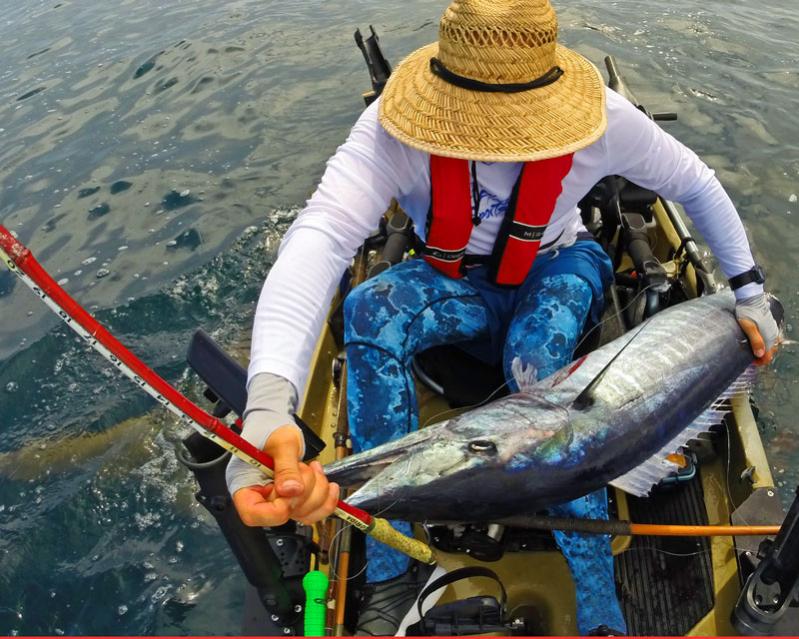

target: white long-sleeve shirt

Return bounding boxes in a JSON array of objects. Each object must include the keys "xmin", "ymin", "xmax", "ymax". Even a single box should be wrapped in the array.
[{"xmin": 248, "ymin": 87, "xmax": 761, "ymax": 400}]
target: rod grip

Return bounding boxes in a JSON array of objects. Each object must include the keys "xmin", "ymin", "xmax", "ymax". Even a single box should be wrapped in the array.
[{"xmin": 369, "ymin": 517, "xmax": 436, "ymax": 565}]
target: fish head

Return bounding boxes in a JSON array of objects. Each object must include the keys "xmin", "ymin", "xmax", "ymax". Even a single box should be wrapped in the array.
[{"xmin": 326, "ymin": 391, "xmax": 573, "ymax": 520}]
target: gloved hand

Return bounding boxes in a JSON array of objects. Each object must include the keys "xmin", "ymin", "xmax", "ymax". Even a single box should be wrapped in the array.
[{"xmin": 735, "ymin": 293, "xmax": 779, "ymax": 366}]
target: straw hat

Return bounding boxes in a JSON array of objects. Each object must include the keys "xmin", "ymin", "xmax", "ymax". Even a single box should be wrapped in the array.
[{"xmin": 379, "ymin": 0, "xmax": 607, "ymax": 162}]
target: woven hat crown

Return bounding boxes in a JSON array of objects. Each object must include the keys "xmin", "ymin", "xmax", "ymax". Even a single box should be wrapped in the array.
[
  {"xmin": 437, "ymin": 0, "xmax": 559, "ymax": 84},
  {"xmin": 378, "ymin": 0, "xmax": 606, "ymax": 162}
]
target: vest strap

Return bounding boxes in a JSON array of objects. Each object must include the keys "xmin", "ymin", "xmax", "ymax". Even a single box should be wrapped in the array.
[
  {"xmin": 490, "ymin": 154, "xmax": 574, "ymax": 285},
  {"xmin": 424, "ymin": 154, "xmax": 574, "ymax": 285},
  {"xmin": 423, "ymin": 156, "xmax": 474, "ymax": 278}
]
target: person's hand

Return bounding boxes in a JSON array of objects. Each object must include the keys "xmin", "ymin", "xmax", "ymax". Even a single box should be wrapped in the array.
[
  {"xmin": 735, "ymin": 293, "xmax": 779, "ymax": 366},
  {"xmin": 230, "ymin": 424, "xmax": 340, "ymax": 527}
]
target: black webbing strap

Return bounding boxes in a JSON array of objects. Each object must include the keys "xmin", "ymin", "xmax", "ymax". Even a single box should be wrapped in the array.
[{"xmin": 415, "ymin": 566, "xmax": 507, "ymax": 620}]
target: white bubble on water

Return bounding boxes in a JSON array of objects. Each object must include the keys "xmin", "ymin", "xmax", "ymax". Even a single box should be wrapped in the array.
[
  {"xmin": 5, "ymin": 382, "xmax": 18, "ymax": 393},
  {"xmin": 117, "ymin": 605, "xmax": 128, "ymax": 616},
  {"xmin": 789, "ymin": 194, "xmax": 797, "ymax": 203},
  {"xmin": 151, "ymin": 585, "xmax": 170, "ymax": 603}
]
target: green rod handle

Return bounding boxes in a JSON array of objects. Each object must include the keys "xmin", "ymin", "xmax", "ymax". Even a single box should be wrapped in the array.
[{"xmin": 302, "ymin": 570, "xmax": 329, "ymax": 637}]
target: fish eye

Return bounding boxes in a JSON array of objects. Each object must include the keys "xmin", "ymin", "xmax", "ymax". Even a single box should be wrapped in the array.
[{"xmin": 468, "ymin": 440, "xmax": 497, "ymax": 454}]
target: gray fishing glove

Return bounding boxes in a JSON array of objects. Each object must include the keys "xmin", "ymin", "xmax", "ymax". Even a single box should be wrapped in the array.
[
  {"xmin": 225, "ymin": 372, "xmax": 305, "ymax": 496},
  {"xmin": 735, "ymin": 292, "xmax": 780, "ymax": 357}
]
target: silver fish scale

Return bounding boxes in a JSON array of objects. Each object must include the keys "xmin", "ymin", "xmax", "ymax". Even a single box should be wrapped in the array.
[{"xmin": 328, "ymin": 292, "xmax": 757, "ymax": 521}]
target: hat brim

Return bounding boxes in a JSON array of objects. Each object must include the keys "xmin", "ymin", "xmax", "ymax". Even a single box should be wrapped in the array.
[{"xmin": 379, "ymin": 43, "xmax": 607, "ymax": 162}]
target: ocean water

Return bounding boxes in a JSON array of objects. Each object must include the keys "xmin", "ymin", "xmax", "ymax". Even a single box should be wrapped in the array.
[{"xmin": 0, "ymin": 0, "xmax": 797, "ymax": 634}]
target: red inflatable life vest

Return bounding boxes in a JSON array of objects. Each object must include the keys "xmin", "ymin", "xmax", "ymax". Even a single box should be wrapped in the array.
[{"xmin": 422, "ymin": 154, "xmax": 574, "ymax": 286}]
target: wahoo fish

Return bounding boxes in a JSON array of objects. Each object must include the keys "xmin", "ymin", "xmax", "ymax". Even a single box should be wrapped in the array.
[{"xmin": 325, "ymin": 292, "xmax": 780, "ymax": 522}]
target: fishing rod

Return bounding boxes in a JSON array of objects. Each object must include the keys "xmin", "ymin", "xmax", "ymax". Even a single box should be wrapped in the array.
[
  {"xmin": 329, "ymin": 243, "xmax": 372, "ymax": 636},
  {"xmin": 0, "ymin": 225, "xmax": 434, "ymax": 566}
]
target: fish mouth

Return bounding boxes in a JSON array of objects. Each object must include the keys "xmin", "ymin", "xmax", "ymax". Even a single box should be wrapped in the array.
[
  {"xmin": 343, "ymin": 445, "xmax": 472, "ymax": 516},
  {"xmin": 324, "ymin": 426, "xmax": 437, "ymax": 487}
]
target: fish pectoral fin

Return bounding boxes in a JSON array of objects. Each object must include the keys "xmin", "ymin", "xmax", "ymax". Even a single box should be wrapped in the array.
[
  {"xmin": 510, "ymin": 356, "xmax": 539, "ymax": 391},
  {"xmin": 610, "ymin": 365, "xmax": 757, "ymax": 497}
]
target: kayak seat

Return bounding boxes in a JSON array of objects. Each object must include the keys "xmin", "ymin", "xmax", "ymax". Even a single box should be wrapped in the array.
[
  {"xmin": 412, "ymin": 322, "xmax": 602, "ymax": 409},
  {"xmin": 185, "ymin": 329, "xmax": 326, "ymax": 460},
  {"xmin": 412, "ymin": 344, "xmax": 509, "ymax": 409},
  {"xmin": 579, "ymin": 177, "xmax": 658, "ymax": 226}
]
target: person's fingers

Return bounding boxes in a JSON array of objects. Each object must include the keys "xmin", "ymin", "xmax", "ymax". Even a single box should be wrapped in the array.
[
  {"xmin": 738, "ymin": 318, "xmax": 766, "ymax": 359},
  {"xmin": 232, "ymin": 485, "xmax": 291, "ymax": 527},
  {"xmin": 290, "ymin": 465, "xmax": 327, "ymax": 520},
  {"xmin": 297, "ymin": 483, "xmax": 341, "ymax": 526},
  {"xmin": 754, "ymin": 345, "xmax": 777, "ymax": 367},
  {"xmin": 267, "ymin": 425, "xmax": 305, "ymax": 498}
]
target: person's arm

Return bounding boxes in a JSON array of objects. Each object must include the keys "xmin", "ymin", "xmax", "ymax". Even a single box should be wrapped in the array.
[
  {"xmin": 227, "ymin": 101, "xmax": 422, "ymax": 525},
  {"xmin": 603, "ymin": 90, "xmax": 778, "ymax": 363}
]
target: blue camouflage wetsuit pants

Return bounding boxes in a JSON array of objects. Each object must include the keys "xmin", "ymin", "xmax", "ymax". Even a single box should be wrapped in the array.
[{"xmin": 343, "ymin": 239, "xmax": 626, "ymax": 635}]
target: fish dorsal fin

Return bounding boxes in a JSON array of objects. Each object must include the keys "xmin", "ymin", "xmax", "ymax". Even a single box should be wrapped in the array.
[
  {"xmin": 571, "ymin": 325, "xmax": 646, "ymax": 410},
  {"xmin": 610, "ymin": 364, "xmax": 758, "ymax": 497}
]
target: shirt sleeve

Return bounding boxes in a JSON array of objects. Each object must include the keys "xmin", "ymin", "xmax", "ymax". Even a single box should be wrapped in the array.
[
  {"xmin": 248, "ymin": 100, "xmax": 420, "ymax": 400},
  {"xmin": 602, "ymin": 90, "xmax": 763, "ymax": 300}
]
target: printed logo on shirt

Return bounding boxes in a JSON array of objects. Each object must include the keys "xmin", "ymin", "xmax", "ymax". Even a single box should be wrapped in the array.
[{"xmin": 478, "ymin": 188, "xmax": 510, "ymax": 221}]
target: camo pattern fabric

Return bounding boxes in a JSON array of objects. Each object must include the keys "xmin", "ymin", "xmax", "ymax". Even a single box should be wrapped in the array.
[
  {"xmin": 550, "ymin": 490, "xmax": 627, "ymax": 634},
  {"xmin": 344, "ymin": 241, "xmax": 624, "ymax": 634}
]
